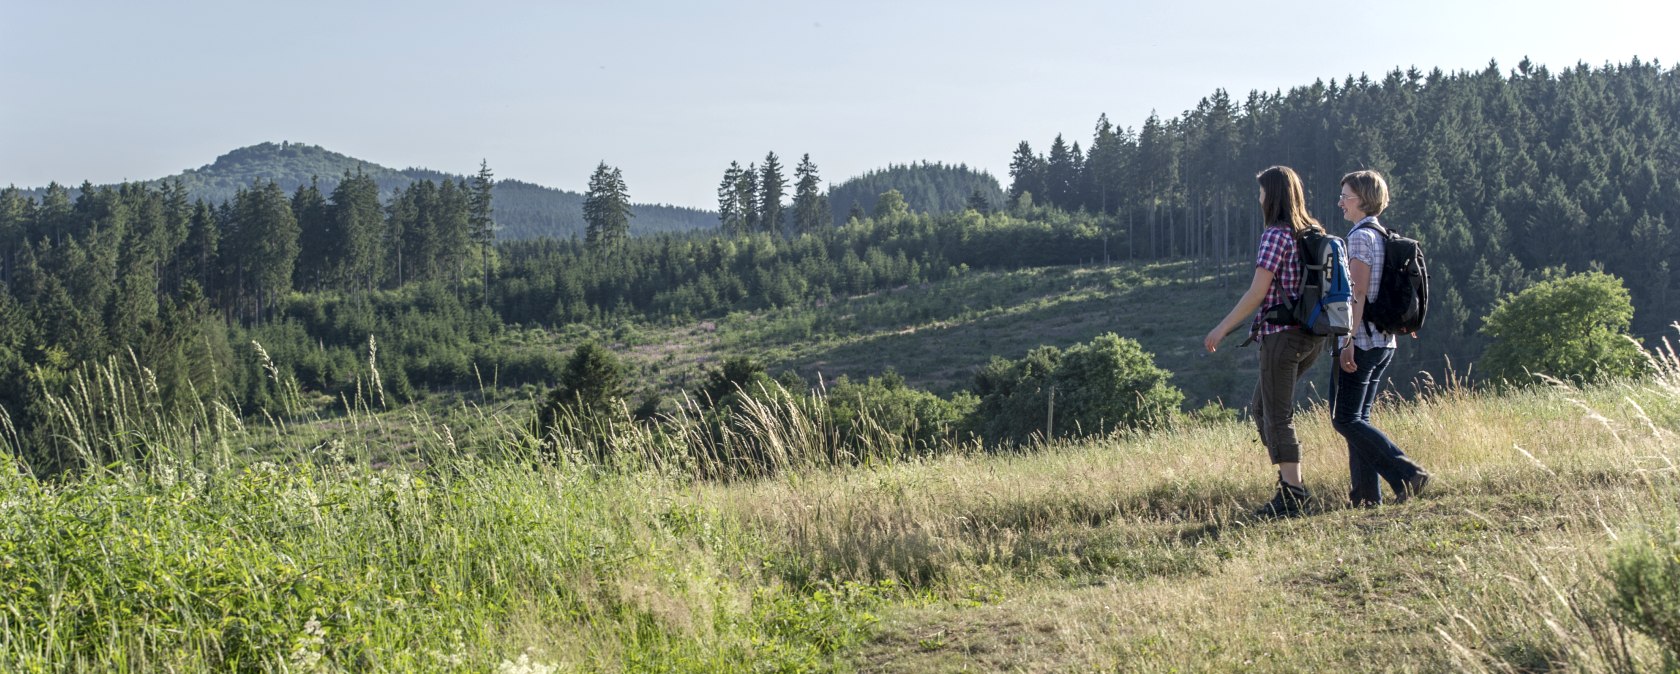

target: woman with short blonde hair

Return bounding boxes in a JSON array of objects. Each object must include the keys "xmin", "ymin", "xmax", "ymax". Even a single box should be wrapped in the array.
[{"xmin": 1331, "ymin": 169, "xmax": 1430, "ymax": 506}]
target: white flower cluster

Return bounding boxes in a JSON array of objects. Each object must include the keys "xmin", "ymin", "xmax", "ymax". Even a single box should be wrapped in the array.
[
  {"xmin": 496, "ymin": 650, "xmax": 557, "ymax": 674},
  {"xmin": 287, "ymin": 617, "xmax": 327, "ymax": 671}
]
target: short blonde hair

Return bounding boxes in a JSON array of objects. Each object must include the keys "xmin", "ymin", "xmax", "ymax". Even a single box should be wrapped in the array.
[{"xmin": 1340, "ymin": 170, "xmax": 1389, "ymax": 216}]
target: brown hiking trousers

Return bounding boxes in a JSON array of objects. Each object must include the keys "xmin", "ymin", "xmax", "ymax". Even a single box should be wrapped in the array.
[{"xmin": 1251, "ymin": 329, "xmax": 1325, "ymax": 464}]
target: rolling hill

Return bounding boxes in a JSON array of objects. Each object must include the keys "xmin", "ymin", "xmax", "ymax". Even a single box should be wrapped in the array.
[{"xmin": 16, "ymin": 141, "xmax": 719, "ymax": 240}]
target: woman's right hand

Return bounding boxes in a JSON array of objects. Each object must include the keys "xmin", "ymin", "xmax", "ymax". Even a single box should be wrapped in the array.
[
  {"xmin": 1203, "ymin": 328, "xmax": 1224, "ymax": 353},
  {"xmin": 1338, "ymin": 346, "xmax": 1357, "ymax": 373}
]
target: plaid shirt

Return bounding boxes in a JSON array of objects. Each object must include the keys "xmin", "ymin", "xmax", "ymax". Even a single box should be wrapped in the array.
[
  {"xmin": 1346, "ymin": 216, "xmax": 1399, "ymax": 350},
  {"xmin": 1251, "ymin": 224, "xmax": 1302, "ymax": 339}
]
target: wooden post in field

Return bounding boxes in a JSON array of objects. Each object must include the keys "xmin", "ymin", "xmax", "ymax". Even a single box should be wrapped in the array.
[{"xmin": 1046, "ymin": 384, "xmax": 1056, "ymax": 440}]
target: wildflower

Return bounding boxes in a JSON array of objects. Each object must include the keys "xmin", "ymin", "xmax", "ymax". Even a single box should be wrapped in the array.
[{"xmin": 496, "ymin": 650, "xmax": 557, "ymax": 674}]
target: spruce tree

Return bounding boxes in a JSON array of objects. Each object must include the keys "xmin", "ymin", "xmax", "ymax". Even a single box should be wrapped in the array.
[
  {"xmin": 583, "ymin": 162, "xmax": 632, "ymax": 250},
  {"xmin": 736, "ymin": 164, "xmax": 760, "ymax": 234},
  {"xmin": 1007, "ymin": 141, "xmax": 1044, "ymax": 206},
  {"xmin": 1085, "ymin": 114, "xmax": 1122, "ymax": 214},
  {"xmin": 1045, "ymin": 134, "xmax": 1076, "ymax": 210},
  {"xmin": 383, "ymin": 186, "xmax": 408, "ymax": 287},
  {"xmin": 182, "ymin": 200, "xmax": 219, "ymax": 294},
  {"xmin": 330, "ymin": 169, "xmax": 383, "ymax": 290},
  {"xmin": 0, "ymin": 187, "xmax": 31, "ymax": 284},
  {"xmin": 234, "ymin": 181, "xmax": 300, "ymax": 323},
  {"xmin": 718, "ymin": 162, "xmax": 746, "ymax": 235},
  {"xmin": 292, "ymin": 177, "xmax": 330, "ymax": 292},
  {"xmin": 759, "ymin": 152, "xmax": 787, "ymax": 235},
  {"xmin": 435, "ymin": 178, "xmax": 472, "ymax": 283},
  {"xmin": 792, "ymin": 153, "xmax": 830, "ymax": 235},
  {"xmin": 469, "ymin": 160, "xmax": 496, "ymax": 302}
]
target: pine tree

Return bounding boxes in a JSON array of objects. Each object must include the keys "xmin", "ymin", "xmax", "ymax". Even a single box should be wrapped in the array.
[
  {"xmin": 1069, "ymin": 140, "xmax": 1087, "ymax": 210},
  {"xmin": 1045, "ymin": 134, "xmax": 1077, "ymax": 210},
  {"xmin": 718, "ymin": 162, "xmax": 746, "ymax": 235},
  {"xmin": 469, "ymin": 160, "xmax": 496, "ymax": 303},
  {"xmin": 760, "ymin": 152, "xmax": 787, "ymax": 235},
  {"xmin": 384, "ymin": 185, "xmax": 413, "ymax": 288},
  {"xmin": 0, "ymin": 187, "xmax": 33, "ymax": 284},
  {"xmin": 792, "ymin": 153, "xmax": 831, "ymax": 235},
  {"xmin": 330, "ymin": 169, "xmax": 382, "ymax": 290},
  {"xmin": 157, "ymin": 180, "xmax": 192, "ymax": 293},
  {"xmin": 583, "ymin": 162, "xmax": 632, "ymax": 250},
  {"xmin": 232, "ymin": 181, "xmax": 300, "ymax": 323},
  {"xmin": 395, "ymin": 181, "xmax": 439, "ymax": 284},
  {"xmin": 736, "ymin": 164, "xmax": 761, "ymax": 234},
  {"xmin": 434, "ymin": 178, "xmax": 472, "ymax": 283},
  {"xmin": 182, "ymin": 199, "xmax": 219, "ymax": 294},
  {"xmin": 1007, "ymin": 141, "xmax": 1044, "ymax": 206},
  {"xmin": 292, "ymin": 177, "xmax": 330, "ymax": 291},
  {"xmin": 1085, "ymin": 114, "xmax": 1123, "ymax": 215}
]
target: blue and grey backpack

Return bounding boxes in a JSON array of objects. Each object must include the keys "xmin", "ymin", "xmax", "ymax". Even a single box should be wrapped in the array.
[{"xmin": 1265, "ymin": 229, "xmax": 1354, "ymax": 337}]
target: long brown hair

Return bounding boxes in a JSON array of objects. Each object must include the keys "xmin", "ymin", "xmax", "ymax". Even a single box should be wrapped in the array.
[{"xmin": 1257, "ymin": 165, "xmax": 1323, "ymax": 235}]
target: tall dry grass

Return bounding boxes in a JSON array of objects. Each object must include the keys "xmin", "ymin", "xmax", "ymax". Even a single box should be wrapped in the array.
[
  {"xmin": 3, "ymin": 334, "xmax": 1679, "ymax": 671},
  {"xmin": 684, "ymin": 336, "xmax": 1680, "ymax": 671}
]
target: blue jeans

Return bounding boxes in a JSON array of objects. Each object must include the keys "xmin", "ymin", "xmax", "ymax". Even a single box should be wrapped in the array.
[{"xmin": 1330, "ymin": 346, "xmax": 1426, "ymax": 505}]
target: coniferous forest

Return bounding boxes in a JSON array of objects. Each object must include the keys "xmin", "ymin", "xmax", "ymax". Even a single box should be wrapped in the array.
[
  {"xmin": 0, "ymin": 59, "xmax": 1677, "ymax": 472},
  {"xmin": 1004, "ymin": 58, "xmax": 1679, "ymax": 374}
]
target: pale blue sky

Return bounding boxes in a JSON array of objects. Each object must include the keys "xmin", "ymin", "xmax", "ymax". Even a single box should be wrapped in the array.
[{"xmin": 2, "ymin": 0, "xmax": 1675, "ymax": 209}]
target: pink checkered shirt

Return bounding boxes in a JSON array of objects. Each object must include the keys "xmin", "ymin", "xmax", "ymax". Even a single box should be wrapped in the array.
[{"xmin": 1251, "ymin": 224, "xmax": 1302, "ymax": 339}]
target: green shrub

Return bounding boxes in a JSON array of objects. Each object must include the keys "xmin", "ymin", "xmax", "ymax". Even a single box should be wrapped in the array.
[
  {"xmin": 825, "ymin": 371, "xmax": 975, "ymax": 452},
  {"xmin": 533, "ymin": 342, "xmax": 630, "ymax": 461},
  {"xmin": 968, "ymin": 333, "xmax": 1183, "ymax": 445},
  {"xmin": 1607, "ymin": 526, "xmax": 1680, "ymax": 664},
  {"xmin": 1480, "ymin": 271, "xmax": 1648, "ymax": 386}
]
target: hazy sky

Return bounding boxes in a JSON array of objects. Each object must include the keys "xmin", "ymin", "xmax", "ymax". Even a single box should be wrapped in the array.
[{"xmin": 3, "ymin": 1, "xmax": 1676, "ymax": 209}]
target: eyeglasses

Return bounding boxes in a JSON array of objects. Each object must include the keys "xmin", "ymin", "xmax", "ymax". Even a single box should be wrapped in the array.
[{"xmin": 1336, "ymin": 194, "xmax": 1358, "ymax": 202}]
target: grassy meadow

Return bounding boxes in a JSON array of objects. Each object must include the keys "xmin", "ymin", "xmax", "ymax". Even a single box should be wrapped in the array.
[{"xmin": 3, "ymin": 338, "xmax": 1680, "ymax": 671}]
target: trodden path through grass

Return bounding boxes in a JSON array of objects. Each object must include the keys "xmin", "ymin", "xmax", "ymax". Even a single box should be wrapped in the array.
[{"xmin": 701, "ymin": 380, "xmax": 1680, "ymax": 672}]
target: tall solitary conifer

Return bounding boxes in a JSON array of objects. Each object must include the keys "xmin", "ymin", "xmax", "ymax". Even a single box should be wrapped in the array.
[
  {"xmin": 718, "ymin": 162, "xmax": 747, "ymax": 235},
  {"xmin": 759, "ymin": 152, "xmax": 786, "ymax": 235},
  {"xmin": 469, "ymin": 160, "xmax": 496, "ymax": 302},
  {"xmin": 792, "ymin": 153, "xmax": 830, "ymax": 235},
  {"xmin": 583, "ymin": 162, "xmax": 632, "ymax": 250}
]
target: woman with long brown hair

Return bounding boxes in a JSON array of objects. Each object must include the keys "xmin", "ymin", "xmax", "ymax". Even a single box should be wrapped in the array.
[{"xmin": 1203, "ymin": 165, "xmax": 1327, "ymax": 517}]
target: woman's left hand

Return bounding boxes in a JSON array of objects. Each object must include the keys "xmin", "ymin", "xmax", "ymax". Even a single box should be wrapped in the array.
[{"xmin": 1338, "ymin": 346, "xmax": 1357, "ymax": 373}]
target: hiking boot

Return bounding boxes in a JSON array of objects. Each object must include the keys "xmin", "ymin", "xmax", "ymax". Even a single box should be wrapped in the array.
[
  {"xmin": 1393, "ymin": 471, "xmax": 1430, "ymax": 504},
  {"xmin": 1255, "ymin": 478, "xmax": 1312, "ymax": 518}
]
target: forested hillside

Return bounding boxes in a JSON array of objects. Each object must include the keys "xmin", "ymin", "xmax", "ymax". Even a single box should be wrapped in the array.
[
  {"xmin": 15, "ymin": 142, "xmax": 717, "ymax": 240},
  {"xmin": 1004, "ymin": 58, "xmax": 1679, "ymax": 376},
  {"xmin": 826, "ymin": 162, "xmax": 1007, "ymax": 222}
]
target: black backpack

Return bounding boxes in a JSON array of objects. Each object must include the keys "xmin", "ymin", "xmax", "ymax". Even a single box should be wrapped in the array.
[{"xmin": 1354, "ymin": 222, "xmax": 1429, "ymax": 335}]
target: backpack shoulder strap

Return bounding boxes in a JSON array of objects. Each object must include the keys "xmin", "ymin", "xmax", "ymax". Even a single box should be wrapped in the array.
[{"xmin": 1351, "ymin": 219, "xmax": 1391, "ymax": 239}]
